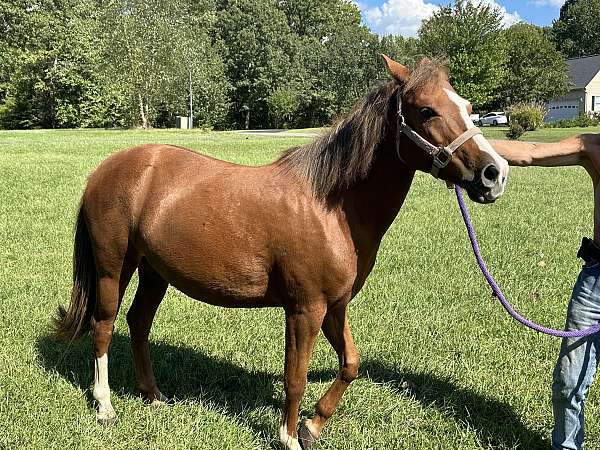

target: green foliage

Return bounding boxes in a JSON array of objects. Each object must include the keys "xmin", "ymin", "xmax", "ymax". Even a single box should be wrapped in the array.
[
  {"xmin": 100, "ymin": 0, "xmax": 229, "ymax": 129},
  {"xmin": 0, "ymin": 0, "xmax": 585, "ymax": 130},
  {"xmin": 216, "ymin": 0, "xmax": 293, "ymax": 129},
  {"xmin": 506, "ymin": 102, "xmax": 546, "ymax": 139},
  {"xmin": 502, "ymin": 24, "xmax": 569, "ymax": 104},
  {"xmin": 0, "ymin": 0, "xmax": 130, "ymax": 129},
  {"xmin": 418, "ymin": 0, "xmax": 507, "ymax": 110},
  {"xmin": 506, "ymin": 122, "xmax": 525, "ymax": 140},
  {"xmin": 267, "ymin": 85, "xmax": 300, "ymax": 128},
  {"xmin": 379, "ymin": 35, "xmax": 422, "ymax": 68},
  {"xmin": 510, "ymin": 102, "xmax": 547, "ymax": 130},
  {"xmin": 545, "ymin": 113, "xmax": 600, "ymax": 128},
  {"xmin": 553, "ymin": 0, "xmax": 600, "ymax": 57}
]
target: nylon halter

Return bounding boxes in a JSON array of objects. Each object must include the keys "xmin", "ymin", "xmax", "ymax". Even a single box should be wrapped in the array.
[{"xmin": 395, "ymin": 93, "xmax": 483, "ymax": 178}]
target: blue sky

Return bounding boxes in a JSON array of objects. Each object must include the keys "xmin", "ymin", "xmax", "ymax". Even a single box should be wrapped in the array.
[{"xmin": 357, "ymin": 0, "xmax": 565, "ymax": 36}]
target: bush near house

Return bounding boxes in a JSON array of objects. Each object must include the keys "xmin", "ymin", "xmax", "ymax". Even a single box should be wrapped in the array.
[
  {"xmin": 545, "ymin": 112, "xmax": 600, "ymax": 128},
  {"xmin": 506, "ymin": 102, "xmax": 547, "ymax": 139}
]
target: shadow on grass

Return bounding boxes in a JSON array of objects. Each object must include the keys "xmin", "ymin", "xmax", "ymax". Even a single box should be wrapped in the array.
[
  {"xmin": 37, "ymin": 335, "xmax": 547, "ymax": 448},
  {"xmin": 362, "ymin": 360, "xmax": 550, "ymax": 449},
  {"xmin": 36, "ymin": 332, "xmax": 334, "ymax": 447}
]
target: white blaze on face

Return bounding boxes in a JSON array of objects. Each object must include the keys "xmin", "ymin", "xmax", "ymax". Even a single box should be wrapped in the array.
[{"xmin": 443, "ymin": 88, "xmax": 509, "ymax": 199}]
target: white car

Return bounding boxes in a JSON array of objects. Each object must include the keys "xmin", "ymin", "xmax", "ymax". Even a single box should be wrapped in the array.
[
  {"xmin": 470, "ymin": 113, "xmax": 480, "ymax": 124},
  {"xmin": 478, "ymin": 112, "xmax": 508, "ymax": 126}
]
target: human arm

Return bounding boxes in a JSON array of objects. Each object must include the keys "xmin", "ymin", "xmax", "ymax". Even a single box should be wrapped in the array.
[{"xmin": 488, "ymin": 135, "xmax": 596, "ymax": 168}]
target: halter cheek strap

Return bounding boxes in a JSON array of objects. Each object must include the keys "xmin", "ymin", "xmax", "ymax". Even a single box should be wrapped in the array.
[{"xmin": 396, "ymin": 94, "xmax": 483, "ymax": 178}]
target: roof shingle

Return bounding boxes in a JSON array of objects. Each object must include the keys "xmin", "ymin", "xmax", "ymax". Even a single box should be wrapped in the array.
[{"xmin": 567, "ymin": 55, "xmax": 600, "ymax": 89}]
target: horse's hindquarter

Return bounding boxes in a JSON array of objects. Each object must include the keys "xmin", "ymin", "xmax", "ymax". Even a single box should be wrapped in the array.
[{"xmin": 128, "ymin": 145, "xmax": 357, "ymax": 309}]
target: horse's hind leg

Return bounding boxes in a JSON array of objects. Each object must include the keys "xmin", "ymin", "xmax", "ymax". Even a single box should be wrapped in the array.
[
  {"xmin": 298, "ymin": 304, "xmax": 359, "ymax": 450},
  {"xmin": 93, "ymin": 251, "xmax": 138, "ymax": 425},
  {"xmin": 126, "ymin": 259, "xmax": 169, "ymax": 405}
]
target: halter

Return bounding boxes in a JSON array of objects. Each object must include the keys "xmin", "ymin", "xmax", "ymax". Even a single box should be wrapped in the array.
[{"xmin": 396, "ymin": 93, "xmax": 483, "ymax": 178}]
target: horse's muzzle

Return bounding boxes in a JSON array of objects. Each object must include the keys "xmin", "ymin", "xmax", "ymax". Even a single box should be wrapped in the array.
[{"xmin": 465, "ymin": 163, "xmax": 507, "ymax": 204}]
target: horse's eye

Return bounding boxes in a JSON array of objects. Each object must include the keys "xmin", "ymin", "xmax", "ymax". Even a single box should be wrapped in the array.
[{"xmin": 419, "ymin": 107, "xmax": 438, "ymax": 121}]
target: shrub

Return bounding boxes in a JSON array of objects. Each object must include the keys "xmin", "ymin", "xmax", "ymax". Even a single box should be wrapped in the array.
[
  {"xmin": 545, "ymin": 112, "xmax": 600, "ymax": 128},
  {"xmin": 506, "ymin": 122, "xmax": 525, "ymax": 140},
  {"xmin": 507, "ymin": 101, "xmax": 546, "ymax": 132}
]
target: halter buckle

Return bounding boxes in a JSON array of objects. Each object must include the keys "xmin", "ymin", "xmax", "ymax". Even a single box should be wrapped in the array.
[{"xmin": 433, "ymin": 147, "xmax": 453, "ymax": 170}]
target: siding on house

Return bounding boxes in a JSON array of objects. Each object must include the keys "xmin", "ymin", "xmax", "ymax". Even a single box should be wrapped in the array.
[
  {"xmin": 546, "ymin": 56, "xmax": 600, "ymax": 122},
  {"xmin": 586, "ymin": 71, "xmax": 600, "ymax": 113}
]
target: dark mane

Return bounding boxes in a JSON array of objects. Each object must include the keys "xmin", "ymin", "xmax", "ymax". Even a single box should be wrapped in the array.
[
  {"xmin": 277, "ymin": 58, "xmax": 447, "ymax": 200},
  {"xmin": 277, "ymin": 82, "xmax": 397, "ymax": 200}
]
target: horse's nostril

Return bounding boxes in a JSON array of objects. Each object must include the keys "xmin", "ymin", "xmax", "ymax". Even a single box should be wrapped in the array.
[{"xmin": 483, "ymin": 164, "xmax": 500, "ymax": 183}]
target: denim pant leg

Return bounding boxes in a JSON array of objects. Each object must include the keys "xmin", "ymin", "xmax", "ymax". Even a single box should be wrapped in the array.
[{"xmin": 552, "ymin": 263, "xmax": 600, "ymax": 450}]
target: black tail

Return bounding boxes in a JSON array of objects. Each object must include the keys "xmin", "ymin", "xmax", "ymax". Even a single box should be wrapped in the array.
[{"xmin": 51, "ymin": 205, "xmax": 96, "ymax": 341}]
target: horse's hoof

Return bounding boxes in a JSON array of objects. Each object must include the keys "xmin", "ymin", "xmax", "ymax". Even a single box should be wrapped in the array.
[
  {"xmin": 150, "ymin": 397, "xmax": 173, "ymax": 408},
  {"xmin": 150, "ymin": 391, "xmax": 173, "ymax": 408},
  {"xmin": 298, "ymin": 420, "xmax": 317, "ymax": 450},
  {"xmin": 97, "ymin": 411, "xmax": 118, "ymax": 426},
  {"xmin": 401, "ymin": 380, "xmax": 417, "ymax": 392}
]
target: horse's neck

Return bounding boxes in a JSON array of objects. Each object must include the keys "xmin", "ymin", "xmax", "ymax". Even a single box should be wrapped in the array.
[{"xmin": 337, "ymin": 142, "xmax": 415, "ymax": 253}]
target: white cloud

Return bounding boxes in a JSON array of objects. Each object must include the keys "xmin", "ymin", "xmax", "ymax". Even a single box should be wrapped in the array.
[
  {"xmin": 529, "ymin": 0, "xmax": 564, "ymax": 6},
  {"xmin": 361, "ymin": 0, "xmax": 521, "ymax": 37},
  {"xmin": 480, "ymin": 0, "xmax": 521, "ymax": 27},
  {"xmin": 363, "ymin": 0, "xmax": 440, "ymax": 37}
]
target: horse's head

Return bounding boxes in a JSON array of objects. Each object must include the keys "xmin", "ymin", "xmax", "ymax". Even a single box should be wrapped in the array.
[{"xmin": 383, "ymin": 55, "xmax": 508, "ymax": 204}]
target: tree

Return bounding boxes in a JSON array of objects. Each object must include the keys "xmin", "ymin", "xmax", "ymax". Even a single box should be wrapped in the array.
[
  {"xmin": 379, "ymin": 35, "xmax": 421, "ymax": 68},
  {"xmin": 215, "ymin": 0, "xmax": 293, "ymax": 129},
  {"xmin": 101, "ymin": 0, "xmax": 229, "ymax": 128},
  {"xmin": 318, "ymin": 23, "xmax": 381, "ymax": 114},
  {"xmin": 0, "ymin": 0, "xmax": 129, "ymax": 129},
  {"xmin": 552, "ymin": 0, "xmax": 600, "ymax": 57},
  {"xmin": 418, "ymin": 0, "xmax": 507, "ymax": 110},
  {"xmin": 502, "ymin": 23, "xmax": 569, "ymax": 104},
  {"xmin": 277, "ymin": 0, "xmax": 383, "ymax": 127}
]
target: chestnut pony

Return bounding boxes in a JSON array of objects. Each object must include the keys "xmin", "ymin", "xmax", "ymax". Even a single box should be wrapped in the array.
[{"xmin": 52, "ymin": 56, "xmax": 508, "ymax": 449}]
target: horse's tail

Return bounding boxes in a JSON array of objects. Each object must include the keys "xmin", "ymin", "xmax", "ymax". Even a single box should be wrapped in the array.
[{"xmin": 51, "ymin": 204, "xmax": 96, "ymax": 341}]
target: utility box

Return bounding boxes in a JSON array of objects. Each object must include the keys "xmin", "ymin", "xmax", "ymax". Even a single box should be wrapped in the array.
[{"xmin": 176, "ymin": 116, "xmax": 190, "ymax": 129}]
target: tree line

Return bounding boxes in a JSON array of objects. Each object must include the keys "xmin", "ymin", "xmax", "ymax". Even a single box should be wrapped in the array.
[{"xmin": 0, "ymin": 0, "xmax": 597, "ymax": 130}]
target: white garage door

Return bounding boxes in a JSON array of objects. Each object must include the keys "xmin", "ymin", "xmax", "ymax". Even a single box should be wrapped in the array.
[{"xmin": 546, "ymin": 101, "xmax": 580, "ymax": 122}]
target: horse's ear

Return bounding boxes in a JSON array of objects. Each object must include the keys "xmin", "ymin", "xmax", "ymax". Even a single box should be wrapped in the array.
[{"xmin": 381, "ymin": 54, "xmax": 410, "ymax": 84}]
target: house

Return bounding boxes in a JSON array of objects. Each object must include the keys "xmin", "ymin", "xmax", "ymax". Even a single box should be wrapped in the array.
[{"xmin": 546, "ymin": 55, "xmax": 600, "ymax": 122}]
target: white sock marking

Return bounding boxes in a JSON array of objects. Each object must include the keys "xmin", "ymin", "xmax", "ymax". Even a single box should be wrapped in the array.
[
  {"xmin": 93, "ymin": 353, "xmax": 115, "ymax": 419},
  {"xmin": 279, "ymin": 423, "xmax": 302, "ymax": 450}
]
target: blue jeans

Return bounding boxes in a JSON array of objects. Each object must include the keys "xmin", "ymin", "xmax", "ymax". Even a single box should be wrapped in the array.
[{"xmin": 552, "ymin": 260, "xmax": 600, "ymax": 450}]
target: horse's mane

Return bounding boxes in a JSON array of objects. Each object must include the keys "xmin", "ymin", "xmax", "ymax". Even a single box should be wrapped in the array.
[{"xmin": 277, "ymin": 59, "xmax": 447, "ymax": 200}]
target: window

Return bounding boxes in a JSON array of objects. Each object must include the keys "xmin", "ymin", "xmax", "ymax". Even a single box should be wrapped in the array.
[{"xmin": 593, "ymin": 96, "xmax": 600, "ymax": 112}]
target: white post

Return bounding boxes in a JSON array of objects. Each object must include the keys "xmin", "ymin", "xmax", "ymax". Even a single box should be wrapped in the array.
[{"xmin": 189, "ymin": 67, "xmax": 193, "ymax": 129}]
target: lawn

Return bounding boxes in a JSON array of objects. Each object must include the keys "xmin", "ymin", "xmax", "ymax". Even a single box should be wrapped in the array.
[
  {"xmin": 0, "ymin": 127, "xmax": 598, "ymax": 449},
  {"xmin": 481, "ymin": 125, "xmax": 600, "ymax": 142}
]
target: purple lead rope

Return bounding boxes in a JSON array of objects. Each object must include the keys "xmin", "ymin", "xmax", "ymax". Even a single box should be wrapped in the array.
[{"xmin": 455, "ymin": 186, "xmax": 600, "ymax": 338}]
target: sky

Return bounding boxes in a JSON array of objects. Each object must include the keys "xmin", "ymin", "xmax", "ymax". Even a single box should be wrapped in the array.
[{"xmin": 357, "ymin": 0, "xmax": 566, "ymax": 37}]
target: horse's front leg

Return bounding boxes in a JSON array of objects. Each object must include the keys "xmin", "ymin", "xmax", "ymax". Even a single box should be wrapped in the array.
[
  {"xmin": 298, "ymin": 303, "xmax": 359, "ymax": 449},
  {"xmin": 280, "ymin": 304, "xmax": 326, "ymax": 450}
]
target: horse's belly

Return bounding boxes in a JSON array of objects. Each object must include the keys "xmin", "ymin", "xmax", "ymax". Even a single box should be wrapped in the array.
[{"xmin": 143, "ymin": 250, "xmax": 280, "ymax": 308}]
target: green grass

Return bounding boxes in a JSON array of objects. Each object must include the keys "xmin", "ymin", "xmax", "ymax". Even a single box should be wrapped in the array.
[
  {"xmin": 1, "ymin": 127, "xmax": 598, "ymax": 449},
  {"xmin": 482, "ymin": 125, "xmax": 600, "ymax": 142}
]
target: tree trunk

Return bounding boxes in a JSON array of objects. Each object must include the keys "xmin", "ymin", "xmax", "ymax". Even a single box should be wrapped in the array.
[
  {"xmin": 139, "ymin": 93, "xmax": 148, "ymax": 130},
  {"xmin": 245, "ymin": 109, "xmax": 250, "ymax": 130}
]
